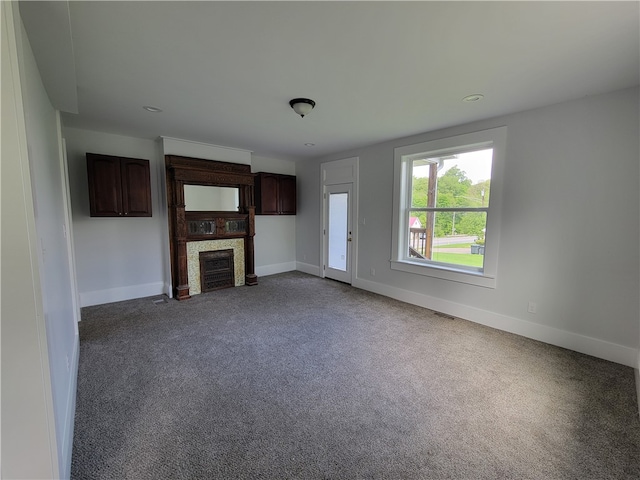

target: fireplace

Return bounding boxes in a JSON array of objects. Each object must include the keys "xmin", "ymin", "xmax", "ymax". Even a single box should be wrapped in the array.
[
  {"xmin": 166, "ymin": 155, "xmax": 257, "ymax": 301},
  {"xmin": 187, "ymin": 239, "xmax": 245, "ymax": 295}
]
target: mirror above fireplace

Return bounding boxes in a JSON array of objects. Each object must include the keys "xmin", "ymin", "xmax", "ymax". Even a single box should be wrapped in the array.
[{"xmin": 184, "ymin": 185, "xmax": 240, "ymax": 212}]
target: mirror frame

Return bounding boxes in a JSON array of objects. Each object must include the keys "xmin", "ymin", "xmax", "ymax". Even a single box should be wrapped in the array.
[{"xmin": 165, "ymin": 155, "xmax": 257, "ymax": 300}]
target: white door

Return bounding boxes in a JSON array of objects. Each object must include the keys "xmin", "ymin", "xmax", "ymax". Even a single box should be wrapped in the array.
[{"xmin": 324, "ymin": 183, "xmax": 353, "ymax": 284}]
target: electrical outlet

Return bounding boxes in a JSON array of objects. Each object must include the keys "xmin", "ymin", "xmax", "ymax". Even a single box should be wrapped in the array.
[
  {"xmin": 370, "ymin": 267, "xmax": 376, "ymax": 276},
  {"xmin": 66, "ymin": 355, "xmax": 70, "ymax": 371},
  {"xmin": 527, "ymin": 301, "xmax": 538, "ymax": 314}
]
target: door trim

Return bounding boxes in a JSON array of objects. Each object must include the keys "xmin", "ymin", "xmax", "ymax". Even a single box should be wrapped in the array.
[{"xmin": 320, "ymin": 157, "xmax": 359, "ymax": 284}]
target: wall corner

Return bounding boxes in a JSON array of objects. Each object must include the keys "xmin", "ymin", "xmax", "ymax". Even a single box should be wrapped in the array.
[{"xmin": 635, "ymin": 351, "xmax": 640, "ymax": 417}]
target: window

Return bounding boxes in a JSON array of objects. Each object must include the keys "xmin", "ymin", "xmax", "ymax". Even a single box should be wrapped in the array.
[{"xmin": 391, "ymin": 127, "xmax": 506, "ymax": 288}]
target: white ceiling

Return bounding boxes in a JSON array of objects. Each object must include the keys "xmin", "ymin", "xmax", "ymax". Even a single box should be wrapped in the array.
[{"xmin": 23, "ymin": 1, "xmax": 640, "ymax": 160}]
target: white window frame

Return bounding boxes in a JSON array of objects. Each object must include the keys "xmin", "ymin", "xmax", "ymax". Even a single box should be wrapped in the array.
[{"xmin": 391, "ymin": 126, "xmax": 506, "ymax": 288}]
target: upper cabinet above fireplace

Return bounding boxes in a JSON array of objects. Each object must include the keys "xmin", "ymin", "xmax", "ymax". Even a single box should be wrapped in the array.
[{"xmin": 86, "ymin": 153, "xmax": 152, "ymax": 217}]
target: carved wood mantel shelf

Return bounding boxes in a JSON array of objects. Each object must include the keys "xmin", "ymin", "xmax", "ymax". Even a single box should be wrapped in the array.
[{"xmin": 165, "ymin": 155, "xmax": 258, "ymax": 300}]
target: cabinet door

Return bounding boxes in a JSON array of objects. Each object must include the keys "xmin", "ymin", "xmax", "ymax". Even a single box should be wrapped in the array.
[
  {"xmin": 87, "ymin": 154, "xmax": 122, "ymax": 216},
  {"xmin": 257, "ymin": 174, "xmax": 279, "ymax": 214},
  {"xmin": 121, "ymin": 158, "xmax": 152, "ymax": 216},
  {"xmin": 278, "ymin": 175, "xmax": 296, "ymax": 215}
]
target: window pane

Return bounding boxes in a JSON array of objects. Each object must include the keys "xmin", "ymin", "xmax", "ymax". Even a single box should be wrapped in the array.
[
  {"xmin": 411, "ymin": 149, "xmax": 492, "ymax": 209},
  {"xmin": 408, "ymin": 213, "xmax": 430, "ymax": 259},
  {"xmin": 409, "ymin": 210, "xmax": 487, "ymax": 269},
  {"xmin": 411, "ymin": 161, "xmax": 435, "ymax": 208},
  {"xmin": 328, "ymin": 193, "xmax": 348, "ymax": 271}
]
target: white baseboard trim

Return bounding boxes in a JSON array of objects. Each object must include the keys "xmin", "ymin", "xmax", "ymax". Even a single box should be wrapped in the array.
[
  {"xmin": 79, "ymin": 282, "xmax": 165, "ymax": 307},
  {"xmin": 256, "ymin": 261, "xmax": 296, "ymax": 278},
  {"xmin": 60, "ymin": 334, "xmax": 79, "ymax": 479},
  {"xmin": 353, "ymin": 277, "xmax": 639, "ymax": 368},
  {"xmin": 296, "ymin": 262, "xmax": 321, "ymax": 277}
]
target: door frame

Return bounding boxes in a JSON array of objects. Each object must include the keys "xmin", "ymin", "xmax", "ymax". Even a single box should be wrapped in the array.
[{"xmin": 320, "ymin": 157, "xmax": 359, "ymax": 284}]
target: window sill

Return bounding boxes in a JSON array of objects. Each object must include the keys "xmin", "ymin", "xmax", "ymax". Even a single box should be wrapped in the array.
[{"xmin": 390, "ymin": 259, "xmax": 496, "ymax": 288}]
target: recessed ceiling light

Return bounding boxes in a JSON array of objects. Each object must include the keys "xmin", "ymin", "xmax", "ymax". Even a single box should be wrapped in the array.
[
  {"xmin": 304, "ymin": 143, "xmax": 315, "ymax": 147},
  {"xmin": 143, "ymin": 105, "xmax": 163, "ymax": 112},
  {"xmin": 462, "ymin": 94, "xmax": 484, "ymax": 103}
]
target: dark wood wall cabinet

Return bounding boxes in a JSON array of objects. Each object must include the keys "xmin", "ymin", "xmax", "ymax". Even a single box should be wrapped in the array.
[
  {"xmin": 255, "ymin": 172, "xmax": 296, "ymax": 215},
  {"xmin": 86, "ymin": 153, "xmax": 152, "ymax": 217}
]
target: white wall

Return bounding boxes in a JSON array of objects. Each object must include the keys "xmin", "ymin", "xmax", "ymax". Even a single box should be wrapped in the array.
[
  {"xmin": 64, "ymin": 128, "xmax": 166, "ymax": 306},
  {"xmin": 2, "ymin": 2, "xmax": 77, "ymax": 477},
  {"xmin": 162, "ymin": 136, "xmax": 251, "ymax": 165},
  {"xmin": 252, "ymin": 155, "xmax": 297, "ymax": 277},
  {"xmin": 296, "ymin": 87, "xmax": 640, "ymax": 367},
  {"xmin": 296, "ymin": 160, "xmax": 321, "ymax": 275},
  {"xmin": 19, "ymin": 16, "xmax": 79, "ymax": 478}
]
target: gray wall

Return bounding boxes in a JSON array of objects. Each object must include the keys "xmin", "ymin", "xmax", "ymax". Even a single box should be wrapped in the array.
[
  {"xmin": 2, "ymin": 3, "xmax": 78, "ymax": 477},
  {"xmin": 253, "ymin": 155, "xmax": 297, "ymax": 276},
  {"xmin": 64, "ymin": 128, "xmax": 166, "ymax": 306},
  {"xmin": 20, "ymin": 19, "xmax": 79, "ymax": 478},
  {"xmin": 296, "ymin": 87, "xmax": 640, "ymax": 366}
]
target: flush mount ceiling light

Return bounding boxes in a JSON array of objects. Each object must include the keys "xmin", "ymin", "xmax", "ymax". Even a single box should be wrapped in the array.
[
  {"xmin": 462, "ymin": 94, "xmax": 484, "ymax": 103},
  {"xmin": 289, "ymin": 98, "xmax": 316, "ymax": 118},
  {"xmin": 143, "ymin": 105, "xmax": 163, "ymax": 112}
]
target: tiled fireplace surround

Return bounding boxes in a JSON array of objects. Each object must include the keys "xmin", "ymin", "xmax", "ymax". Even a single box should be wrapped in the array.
[{"xmin": 187, "ymin": 239, "xmax": 245, "ymax": 295}]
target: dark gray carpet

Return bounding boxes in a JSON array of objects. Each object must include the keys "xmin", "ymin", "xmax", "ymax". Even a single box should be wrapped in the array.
[{"xmin": 71, "ymin": 271, "xmax": 640, "ymax": 479}]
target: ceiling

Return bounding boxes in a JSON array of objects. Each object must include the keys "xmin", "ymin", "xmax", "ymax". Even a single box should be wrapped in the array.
[{"xmin": 21, "ymin": 1, "xmax": 640, "ymax": 161}]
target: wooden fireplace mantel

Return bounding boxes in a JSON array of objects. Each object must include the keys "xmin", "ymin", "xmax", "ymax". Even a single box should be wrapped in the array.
[{"xmin": 165, "ymin": 155, "xmax": 258, "ymax": 300}]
